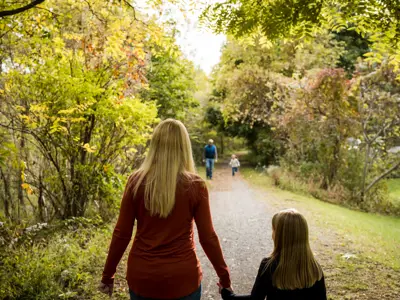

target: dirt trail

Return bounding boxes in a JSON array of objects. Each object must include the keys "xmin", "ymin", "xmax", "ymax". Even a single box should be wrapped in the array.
[{"xmin": 196, "ymin": 165, "xmax": 274, "ymax": 299}]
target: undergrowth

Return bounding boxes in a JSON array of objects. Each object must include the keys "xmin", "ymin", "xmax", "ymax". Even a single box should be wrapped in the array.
[{"xmin": 0, "ymin": 217, "xmax": 111, "ymax": 299}]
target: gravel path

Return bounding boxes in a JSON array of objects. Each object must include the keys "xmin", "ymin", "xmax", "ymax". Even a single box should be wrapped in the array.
[{"xmin": 196, "ymin": 165, "xmax": 274, "ymax": 299}]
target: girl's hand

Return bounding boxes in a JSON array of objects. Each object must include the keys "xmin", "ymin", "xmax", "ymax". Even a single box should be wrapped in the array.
[
  {"xmin": 98, "ymin": 282, "xmax": 114, "ymax": 297},
  {"xmin": 217, "ymin": 283, "xmax": 233, "ymax": 293}
]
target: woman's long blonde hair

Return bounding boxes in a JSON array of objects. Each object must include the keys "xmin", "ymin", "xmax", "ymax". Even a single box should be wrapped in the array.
[
  {"xmin": 132, "ymin": 119, "xmax": 196, "ymax": 218},
  {"xmin": 267, "ymin": 208, "xmax": 323, "ymax": 290}
]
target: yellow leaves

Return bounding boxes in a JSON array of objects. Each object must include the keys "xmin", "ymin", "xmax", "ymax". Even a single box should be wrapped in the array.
[
  {"xmin": 15, "ymin": 105, "xmax": 26, "ymax": 112},
  {"xmin": 63, "ymin": 32, "xmax": 84, "ymax": 41},
  {"xmin": 4, "ymin": 81, "xmax": 11, "ymax": 93},
  {"xmin": 21, "ymin": 183, "xmax": 33, "ymax": 195},
  {"xmin": 53, "ymin": 37, "xmax": 65, "ymax": 54},
  {"xmin": 259, "ymin": 36, "xmax": 273, "ymax": 49},
  {"xmin": 50, "ymin": 118, "xmax": 68, "ymax": 134},
  {"xmin": 30, "ymin": 104, "xmax": 49, "ymax": 113},
  {"xmin": 364, "ymin": 51, "xmax": 384, "ymax": 64},
  {"xmin": 20, "ymin": 165, "xmax": 33, "ymax": 194},
  {"xmin": 19, "ymin": 115, "xmax": 32, "ymax": 124},
  {"xmin": 58, "ymin": 108, "xmax": 77, "ymax": 115},
  {"xmin": 104, "ymin": 33, "xmax": 125, "ymax": 61},
  {"xmin": 82, "ymin": 143, "xmax": 96, "ymax": 153},
  {"xmin": 58, "ymin": 101, "xmax": 94, "ymax": 115},
  {"xmin": 69, "ymin": 117, "xmax": 85, "ymax": 123},
  {"xmin": 126, "ymin": 148, "xmax": 137, "ymax": 154}
]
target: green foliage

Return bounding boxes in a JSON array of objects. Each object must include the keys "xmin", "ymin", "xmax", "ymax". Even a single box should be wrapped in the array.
[
  {"xmin": 203, "ymin": 0, "xmax": 400, "ymax": 77},
  {"xmin": 387, "ymin": 179, "xmax": 400, "ymax": 209},
  {"xmin": 202, "ymin": 0, "xmax": 400, "ymax": 43},
  {"xmin": 141, "ymin": 40, "xmax": 198, "ymax": 119},
  {"xmin": 0, "ymin": 218, "xmax": 110, "ymax": 299},
  {"xmin": 209, "ymin": 19, "xmax": 399, "ymax": 212},
  {"xmin": 284, "ymin": 69, "xmax": 358, "ymax": 188},
  {"xmin": 0, "ymin": 0, "xmax": 203, "ymax": 222},
  {"xmin": 333, "ymin": 29, "xmax": 371, "ymax": 76},
  {"xmin": 202, "ymin": 0, "xmax": 324, "ymax": 39}
]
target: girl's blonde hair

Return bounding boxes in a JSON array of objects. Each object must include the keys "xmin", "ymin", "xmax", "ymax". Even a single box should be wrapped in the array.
[
  {"xmin": 267, "ymin": 208, "xmax": 323, "ymax": 290},
  {"xmin": 132, "ymin": 119, "xmax": 196, "ymax": 218}
]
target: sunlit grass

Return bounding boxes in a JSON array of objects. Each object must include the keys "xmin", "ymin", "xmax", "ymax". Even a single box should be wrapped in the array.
[
  {"xmin": 240, "ymin": 168, "xmax": 400, "ymax": 270},
  {"xmin": 387, "ymin": 178, "xmax": 400, "ymax": 207}
]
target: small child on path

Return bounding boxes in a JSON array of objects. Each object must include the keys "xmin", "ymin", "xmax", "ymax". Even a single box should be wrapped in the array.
[
  {"xmin": 229, "ymin": 155, "xmax": 240, "ymax": 176},
  {"xmin": 220, "ymin": 208, "xmax": 327, "ymax": 300}
]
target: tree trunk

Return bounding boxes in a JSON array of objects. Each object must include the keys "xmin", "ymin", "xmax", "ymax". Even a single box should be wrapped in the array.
[
  {"xmin": 220, "ymin": 135, "xmax": 224, "ymax": 155},
  {"xmin": 38, "ymin": 173, "xmax": 47, "ymax": 221},
  {"xmin": 328, "ymin": 136, "xmax": 341, "ymax": 187},
  {"xmin": 17, "ymin": 131, "xmax": 27, "ymax": 220},
  {"xmin": 0, "ymin": 167, "xmax": 11, "ymax": 219},
  {"xmin": 17, "ymin": 169, "xmax": 26, "ymax": 221},
  {"xmin": 360, "ymin": 143, "xmax": 371, "ymax": 202},
  {"xmin": 69, "ymin": 114, "xmax": 95, "ymax": 217}
]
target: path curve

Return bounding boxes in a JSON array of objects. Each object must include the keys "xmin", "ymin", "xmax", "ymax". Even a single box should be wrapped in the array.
[{"xmin": 196, "ymin": 164, "xmax": 274, "ymax": 299}]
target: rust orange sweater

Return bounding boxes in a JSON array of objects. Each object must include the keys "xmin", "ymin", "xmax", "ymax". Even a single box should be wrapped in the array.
[{"xmin": 102, "ymin": 173, "xmax": 231, "ymax": 299}]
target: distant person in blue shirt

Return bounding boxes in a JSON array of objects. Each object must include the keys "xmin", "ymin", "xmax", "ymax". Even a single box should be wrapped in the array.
[{"xmin": 203, "ymin": 139, "xmax": 218, "ymax": 180}]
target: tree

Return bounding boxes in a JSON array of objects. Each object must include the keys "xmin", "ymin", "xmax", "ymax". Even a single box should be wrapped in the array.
[
  {"xmin": 282, "ymin": 69, "xmax": 358, "ymax": 189},
  {"xmin": 208, "ymin": 33, "xmax": 346, "ymax": 164},
  {"xmin": 202, "ymin": 0, "xmax": 400, "ymax": 42},
  {"xmin": 350, "ymin": 65, "xmax": 400, "ymax": 201},
  {"xmin": 0, "ymin": 0, "xmax": 166, "ymax": 220},
  {"xmin": 141, "ymin": 33, "xmax": 198, "ymax": 120}
]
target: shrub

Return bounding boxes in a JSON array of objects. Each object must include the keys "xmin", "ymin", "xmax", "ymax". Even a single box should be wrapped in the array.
[
  {"xmin": 0, "ymin": 218, "xmax": 110, "ymax": 299},
  {"xmin": 361, "ymin": 181, "xmax": 392, "ymax": 213},
  {"xmin": 266, "ymin": 165, "xmax": 282, "ymax": 186}
]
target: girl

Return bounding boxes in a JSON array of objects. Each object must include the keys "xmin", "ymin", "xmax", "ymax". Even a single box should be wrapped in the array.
[
  {"xmin": 99, "ymin": 119, "xmax": 231, "ymax": 300},
  {"xmin": 220, "ymin": 209, "xmax": 326, "ymax": 300},
  {"xmin": 229, "ymin": 155, "xmax": 240, "ymax": 176}
]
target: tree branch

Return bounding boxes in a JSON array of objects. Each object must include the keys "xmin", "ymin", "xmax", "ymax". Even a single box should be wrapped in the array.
[
  {"xmin": 365, "ymin": 159, "xmax": 400, "ymax": 194},
  {"xmin": 122, "ymin": 0, "xmax": 137, "ymax": 20},
  {"xmin": 0, "ymin": 0, "xmax": 45, "ymax": 17}
]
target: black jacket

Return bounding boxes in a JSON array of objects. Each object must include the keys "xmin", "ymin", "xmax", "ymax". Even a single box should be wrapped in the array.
[{"xmin": 221, "ymin": 258, "xmax": 327, "ymax": 300}]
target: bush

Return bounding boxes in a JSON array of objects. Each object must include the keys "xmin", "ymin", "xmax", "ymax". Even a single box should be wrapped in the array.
[
  {"xmin": 266, "ymin": 165, "xmax": 282, "ymax": 186},
  {"xmin": 0, "ymin": 218, "xmax": 110, "ymax": 299},
  {"xmin": 361, "ymin": 181, "xmax": 392, "ymax": 214},
  {"xmin": 263, "ymin": 165, "xmax": 396, "ymax": 214}
]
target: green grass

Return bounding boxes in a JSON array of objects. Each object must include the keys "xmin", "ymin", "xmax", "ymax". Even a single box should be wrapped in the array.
[
  {"xmin": 387, "ymin": 178, "xmax": 400, "ymax": 207},
  {"xmin": 240, "ymin": 168, "xmax": 400, "ymax": 270}
]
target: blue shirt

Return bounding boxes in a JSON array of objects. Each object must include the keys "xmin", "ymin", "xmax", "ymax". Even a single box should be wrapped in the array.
[{"xmin": 204, "ymin": 145, "xmax": 217, "ymax": 159}]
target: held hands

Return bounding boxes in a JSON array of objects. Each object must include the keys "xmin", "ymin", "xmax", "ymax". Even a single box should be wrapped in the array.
[
  {"xmin": 217, "ymin": 283, "xmax": 234, "ymax": 297},
  {"xmin": 98, "ymin": 282, "xmax": 114, "ymax": 297}
]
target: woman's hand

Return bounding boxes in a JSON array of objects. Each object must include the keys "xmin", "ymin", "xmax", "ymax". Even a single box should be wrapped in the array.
[{"xmin": 98, "ymin": 282, "xmax": 114, "ymax": 297}]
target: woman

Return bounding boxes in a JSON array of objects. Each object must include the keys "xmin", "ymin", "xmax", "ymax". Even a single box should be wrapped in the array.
[
  {"xmin": 220, "ymin": 209, "xmax": 326, "ymax": 299},
  {"xmin": 99, "ymin": 119, "xmax": 231, "ymax": 299}
]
